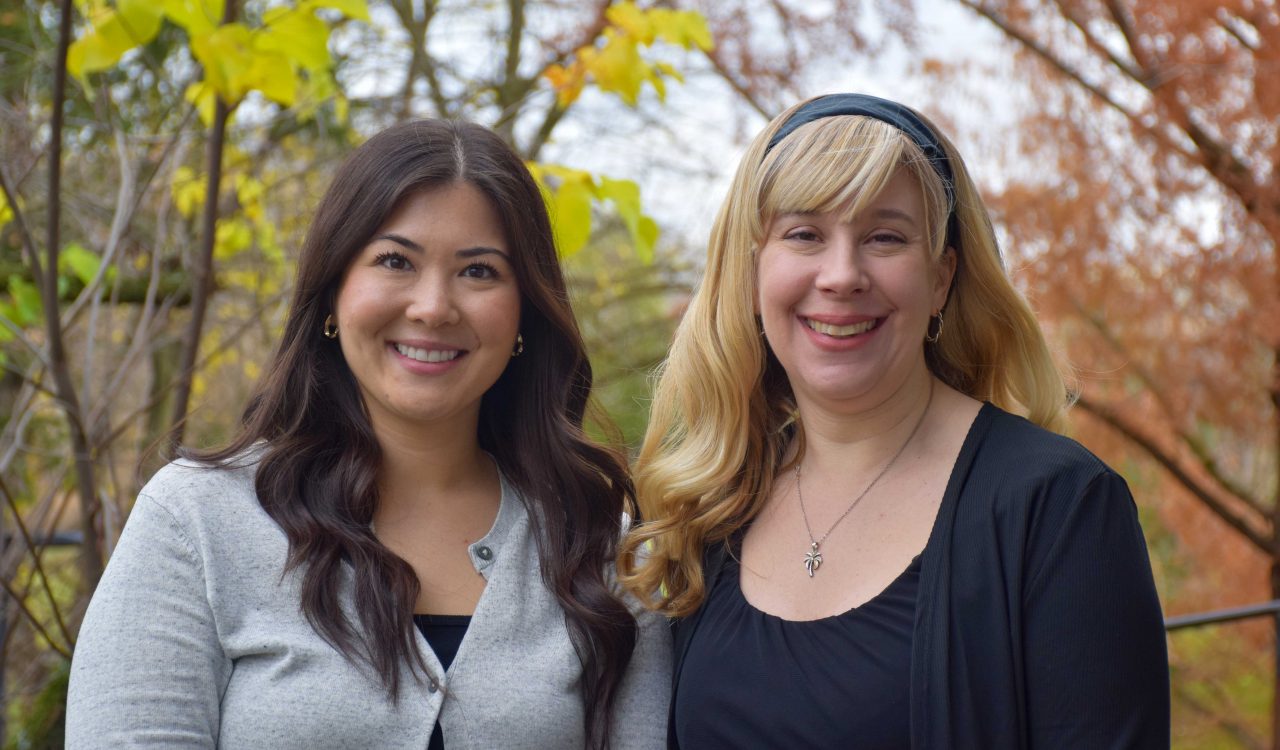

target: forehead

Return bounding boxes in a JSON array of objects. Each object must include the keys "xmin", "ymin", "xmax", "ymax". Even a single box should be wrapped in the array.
[
  {"xmin": 768, "ymin": 169, "xmax": 924, "ymax": 228},
  {"xmin": 377, "ymin": 182, "xmax": 505, "ymax": 238},
  {"xmin": 762, "ymin": 118, "xmax": 904, "ymax": 211}
]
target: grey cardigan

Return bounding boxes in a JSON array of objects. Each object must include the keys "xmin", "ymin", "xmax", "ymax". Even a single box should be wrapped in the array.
[{"xmin": 66, "ymin": 457, "xmax": 671, "ymax": 748}]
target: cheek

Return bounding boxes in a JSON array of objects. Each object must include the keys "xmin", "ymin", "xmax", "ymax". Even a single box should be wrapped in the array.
[{"xmin": 756, "ymin": 257, "xmax": 801, "ymax": 320}]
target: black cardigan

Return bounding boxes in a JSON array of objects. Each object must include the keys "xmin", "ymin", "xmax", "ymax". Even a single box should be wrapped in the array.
[{"xmin": 670, "ymin": 404, "xmax": 1170, "ymax": 749}]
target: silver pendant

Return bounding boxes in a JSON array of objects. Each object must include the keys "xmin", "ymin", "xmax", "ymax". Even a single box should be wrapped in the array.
[{"xmin": 803, "ymin": 541, "xmax": 823, "ymax": 577}]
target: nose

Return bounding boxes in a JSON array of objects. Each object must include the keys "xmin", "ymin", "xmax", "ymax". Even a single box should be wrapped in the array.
[
  {"xmin": 814, "ymin": 235, "xmax": 868, "ymax": 296},
  {"xmin": 404, "ymin": 273, "xmax": 460, "ymax": 326}
]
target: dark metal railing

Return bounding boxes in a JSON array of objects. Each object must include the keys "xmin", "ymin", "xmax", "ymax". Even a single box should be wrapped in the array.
[{"xmin": 1165, "ymin": 600, "xmax": 1280, "ymax": 631}]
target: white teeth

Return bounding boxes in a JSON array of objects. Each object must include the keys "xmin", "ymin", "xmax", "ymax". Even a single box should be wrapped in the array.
[
  {"xmin": 395, "ymin": 344, "xmax": 461, "ymax": 363},
  {"xmin": 805, "ymin": 318, "xmax": 876, "ymax": 337}
]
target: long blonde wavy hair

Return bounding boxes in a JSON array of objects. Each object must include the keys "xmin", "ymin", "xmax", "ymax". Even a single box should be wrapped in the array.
[{"xmin": 618, "ymin": 98, "xmax": 1068, "ymax": 617}]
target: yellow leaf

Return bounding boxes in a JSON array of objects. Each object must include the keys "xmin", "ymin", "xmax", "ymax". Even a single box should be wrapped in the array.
[
  {"xmin": 257, "ymin": 6, "xmax": 330, "ymax": 72},
  {"xmin": 650, "ymin": 8, "xmax": 713, "ymax": 51},
  {"xmin": 246, "ymin": 49, "xmax": 299, "ymax": 106},
  {"xmin": 600, "ymin": 176, "xmax": 658, "ymax": 262},
  {"xmin": 191, "ymin": 23, "xmax": 255, "ymax": 104},
  {"xmin": 301, "ymin": 0, "xmax": 371, "ymax": 23},
  {"xmin": 118, "ymin": 0, "xmax": 165, "ymax": 42},
  {"xmin": 634, "ymin": 215, "xmax": 659, "ymax": 263},
  {"xmin": 654, "ymin": 61, "xmax": 683, "ymax": 83},
  {"xmin": 161, "ymin": 0, "xmax": 223, "ymax": 36},
  {"xmin": 0, "ymin": 190, "xmax": 12, "ymax": 226},
  {"xmin": 334, "ymin": 91, "xmax": 349, "ymax": 123},
  {"xmin": 550, "ymin": 180, "xmax": 593, "ymax": 257},
  {"xmin": 183, "ymin": 82, "xmax": 220, "ymax": 126},
  {"xmin": 543, "ymin": 61, "xmax": 586, "ymax": 107},
  {"xmin": 214, "ymin": 217, "xmax": 253, "ymax": 259},
  {"xmin": 605, "ymin": 2, "xmax": 654, "ymax": 45},
  {"xmin": 171, "ymin": 166, "xmax": 205, "ymax": 218},
  {"xmin": 583, "ymin": 31, "xmax": 646, "ymax": 107},
  {"xmin": 68, "ymin": 6, "xmax": 157, "ymax": 78}
]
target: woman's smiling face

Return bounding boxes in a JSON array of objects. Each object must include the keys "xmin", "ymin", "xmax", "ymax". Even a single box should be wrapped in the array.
[
  {"xmin": 332, "ymin": 182, "xmax": 522, "ymax": 439},
  {"xmin": 756, "ymin": 169, "xmax": 953, "ymax": 412}
]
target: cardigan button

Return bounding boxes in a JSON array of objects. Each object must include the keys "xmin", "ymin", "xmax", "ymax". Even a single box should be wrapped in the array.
[
  {"xmin": 476, "ymin": 546, "xmax": 493, "ymax": 561},
  {"xmin": 428, "ymin": 681, "xmax": 439, "ymax": 694}
]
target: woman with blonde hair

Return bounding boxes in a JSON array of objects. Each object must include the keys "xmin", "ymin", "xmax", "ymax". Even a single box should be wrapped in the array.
[{"xmin": 620, "ymin": 94, "xmax": 1168, "ymax": 748}]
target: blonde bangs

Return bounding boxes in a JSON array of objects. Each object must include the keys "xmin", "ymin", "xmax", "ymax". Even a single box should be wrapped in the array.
[{"xmin": 755, "ymin": 116, "xmax": 952, "ymax": 257}]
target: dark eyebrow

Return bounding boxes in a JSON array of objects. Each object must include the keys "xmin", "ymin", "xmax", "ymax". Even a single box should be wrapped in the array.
[
  {"xmin": 374, "ymin": 234, "xmax": 511, "ymax": 263},
  {"xmin": 374, "ymin": 233, "xmax": 424, "ymax": 253},
  {"xmin": 458, "ymin": 246, "xmax": 512, "ymax": 263}
]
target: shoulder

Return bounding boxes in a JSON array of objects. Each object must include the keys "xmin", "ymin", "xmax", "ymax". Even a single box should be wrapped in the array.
[
  {"xmin": 968, "ymin": 403, "xmax": 1121, "ymax": 498},
  {"xmin": 130, "ymin": 450, "xmax": 268, "ymax": 546},
  {"xmin": 953, "ymin": 404, "xmax": 1137, "ymax": 551}
]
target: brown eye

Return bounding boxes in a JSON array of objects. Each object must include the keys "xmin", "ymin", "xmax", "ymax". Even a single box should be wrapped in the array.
[
  {"xmin": 374, "ymin": 252, "xmax": 412, "ymax": 270},
  {"xmin": 461, "ymin": 262, "xmax": 500, "ymax": 279}
]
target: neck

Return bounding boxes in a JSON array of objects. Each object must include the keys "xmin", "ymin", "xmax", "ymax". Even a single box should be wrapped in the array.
[
  {"xmin": 791, "ymin": 367, "xmax": 936, "ymax": 477},
  {"xmin": 370, "ymin": 412, "xmax": 494, "ymax": 514}
]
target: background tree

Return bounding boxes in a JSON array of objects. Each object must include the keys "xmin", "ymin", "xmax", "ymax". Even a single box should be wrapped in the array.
[
  {"xmin": 945, "ymin": 0, "xmax": 1277, "ymax": 745},
  {"xmin": 0, "ymin": 0, "xmax": 729, "ymax": 740}
]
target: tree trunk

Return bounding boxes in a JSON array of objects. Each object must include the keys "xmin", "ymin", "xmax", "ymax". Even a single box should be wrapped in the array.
[{"xmin": 167, "ymin": 0, "xmax": 237, "ymax": 450}]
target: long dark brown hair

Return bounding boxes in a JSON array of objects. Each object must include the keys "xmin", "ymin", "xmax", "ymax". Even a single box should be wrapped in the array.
[{"xmin": 192, "ymin": 119, "xmax": 637, "ymax": 747}]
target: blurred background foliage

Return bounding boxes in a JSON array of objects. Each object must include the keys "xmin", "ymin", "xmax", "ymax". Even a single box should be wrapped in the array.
[{"xmin": 1, "ymin": 0, "xmax": 1276, "ymax": 747}]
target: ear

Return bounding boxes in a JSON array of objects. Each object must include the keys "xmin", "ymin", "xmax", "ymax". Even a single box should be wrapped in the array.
[{"xmin": 932, "ymin": 246, "xmax": 957, "ymax": 311}]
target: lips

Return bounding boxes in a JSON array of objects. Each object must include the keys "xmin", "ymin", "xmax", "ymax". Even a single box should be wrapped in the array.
[
  {"xmin": 802, "ymin": 317, "xmax": 880, "ymax": 338},
  {"xmin": 394, "ymin": 343, "xmax": 462, "ymax": 363}
]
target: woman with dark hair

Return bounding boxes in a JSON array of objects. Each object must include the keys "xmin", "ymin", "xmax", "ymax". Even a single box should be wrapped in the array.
[
  {"xmin": 621, "ymin": 93, "xmax": 1168, "ymax": 748},
  {"xmin": 67, "ymin": 119, "xmax": 670, "ymax": 748}
]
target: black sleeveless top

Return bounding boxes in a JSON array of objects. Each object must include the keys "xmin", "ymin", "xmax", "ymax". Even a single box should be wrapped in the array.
[
  {"xmin": 414, "ymin": 614, "xmax": 472, "ymax": 750},
  {"xmin": 674, "ymin": 551, "xmax": 919, "ymax": 749}
]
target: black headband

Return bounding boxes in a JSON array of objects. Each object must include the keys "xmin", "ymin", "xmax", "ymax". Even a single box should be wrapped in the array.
[{"xmin": 765, "ymin": 93, "xmax": 955, "ymax": 207}]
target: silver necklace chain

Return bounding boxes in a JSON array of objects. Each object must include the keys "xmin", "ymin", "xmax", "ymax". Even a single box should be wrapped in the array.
[{"xmin": 796, "ymin": 381, "xmax": 934, "ymax": 577}]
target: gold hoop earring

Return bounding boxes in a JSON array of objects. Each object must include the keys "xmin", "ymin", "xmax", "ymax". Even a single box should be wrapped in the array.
[
  {"xmin": 511, "ymin": 333, "xmax": 524, "ymax": 357},
  {"xmin": 323, "ymin": 314, "xmax": 339, "ymax": 340},
  {"xmin": 925, "ymin": 310, "xmax": 944, "ymax": 343}
]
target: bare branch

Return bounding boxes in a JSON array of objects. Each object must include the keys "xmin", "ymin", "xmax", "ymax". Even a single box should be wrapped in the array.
[
  {"xmin": 1073, "ymin": 395, "xmax": 1270, "ymax": 553},
  {"xmin": 44, "ymin": 0, "xmax": 105, "ymax": 586},
  {"xmin": 955, "ymin": 1, "xmax": 1198, "ymax": 165},
  {"xmin": 0, "ymin": 475, "xmax": 74, "ymax": 655},
  {"xmin": 1066, "ymin": 295, "xmax": 1269, "ymax": 519},
  {"xmin": 0, "ymin": 165, "xmax": 44, "ymax": 282},
  {"xmin": 701, "ymin": 48, "xmax": 771, "ymax": 120}
]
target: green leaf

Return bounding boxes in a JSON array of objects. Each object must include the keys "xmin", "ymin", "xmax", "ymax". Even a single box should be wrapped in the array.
[
  {"xmin": 60, "ymin": 243, "xmax": 102, "ymax": 285},
  {"xmin": 8, "ymin": 277, "xmax": 42, "ymax": 326}
]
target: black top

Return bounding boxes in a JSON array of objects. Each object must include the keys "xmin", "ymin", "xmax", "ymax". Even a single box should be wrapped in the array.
[
  {"xmin": 670, "ymin": 403, "xmax": 1170, "ymax": 749},
  {"xmin": 675, "ymin": 549, "xmax": 918, "ymax": 749},
  {"xmin": 415, "ymin": 614, "xmax": 472, "ymax": 750}
]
